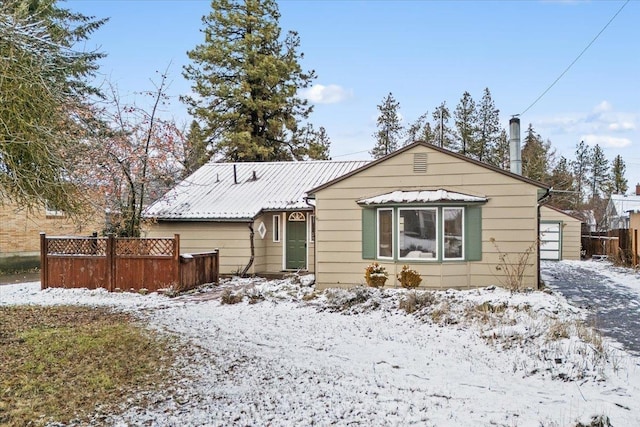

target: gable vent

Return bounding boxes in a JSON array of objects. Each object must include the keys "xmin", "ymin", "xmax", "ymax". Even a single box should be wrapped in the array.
[{"xmin": 413, "ymin": 153, "xmax": 428, "ymax": 173}]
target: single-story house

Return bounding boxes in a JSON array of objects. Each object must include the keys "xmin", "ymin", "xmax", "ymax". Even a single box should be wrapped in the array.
[
  {"xmin": 539, "ymin": 205, "xmax": 583, "ymax": 261},
  {"xmin": 0, "ymin": 200, "xmax": 102, "ymax": 271},
  {"xmin": 143, "ymin": 160, "xmax": 369, "ymax": 275},
  {"xmin": 604, "ymin": 185, "xmax": 640, "ymax": 230},
  {"xmin": 145, "ymin": 141, "xmax": 558, "ymax": 290}
]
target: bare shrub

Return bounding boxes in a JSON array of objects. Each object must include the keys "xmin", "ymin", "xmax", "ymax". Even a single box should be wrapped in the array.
[
  {"xmin": 323, "ymin": 287, "xmax": 379, "ymax": 313},
  {"xmin": 490, "ymin": 237, "xmax": 538, "ymax": 292},
  {"xmin": 220, "ymin": 288, "xmax": 244, "ymax": 305},
  {"xmin": 547, "ymin": 320, "xmax": 570, "ymax": 341},
  {"xmin": 399, "ymin": 291, "xmax": 435, "ymax": 314}
]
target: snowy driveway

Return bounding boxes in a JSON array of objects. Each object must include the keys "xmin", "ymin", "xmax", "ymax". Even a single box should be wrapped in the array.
[{"xmin": 542, "ymin": 260, "xmax": 640, "ymax": 356}]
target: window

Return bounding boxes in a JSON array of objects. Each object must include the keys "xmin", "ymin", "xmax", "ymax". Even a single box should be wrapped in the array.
[
  {"xmin": 399, "ymin": 208, "xmax": 437, "ymax": 260},
  {"xmin": 377, "ymin": 208, "xmax": 393, "ymax": 258},
  {"xmin": 309, "ymin": 214, "xmax": 315, "ymax": 243},
  {"xmin": 443, "ymin": 207, "xmax": 464, "ymax": 260},
  {"xmin": 273, "ymin": 214, "xmax": 281, "ymax": 242},
  {"xmin": 363, "ymin": 205, "xmax": 481, "ymax": 262}
]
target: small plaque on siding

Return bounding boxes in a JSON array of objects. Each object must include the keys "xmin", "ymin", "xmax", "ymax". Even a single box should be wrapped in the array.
[{"xmin": 257, "ymin": 221, "xmax": 267, "ymax": 239}]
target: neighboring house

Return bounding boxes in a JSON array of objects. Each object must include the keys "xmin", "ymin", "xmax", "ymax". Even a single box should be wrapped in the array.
[
  {"xmin": 604, "ymin": 185, "xmax": 640, "ymax": 230},
  {"xmin": 0, "ymin": 200, "xmax": 102, "ymax": 271},
  {"xmin": 565, "ymin": 209, "xmax": 596, "ymax": 233},
  {"xmin": 146, "ymin": 141, "xmax": 553, "ymax": 290},
  {"xmin": 143, "ymin": 160, "xmax": 369, "ymax": 275},
  {"xmin": 539, "ymin": 205, "xmax": 583, "ymax": 261}
]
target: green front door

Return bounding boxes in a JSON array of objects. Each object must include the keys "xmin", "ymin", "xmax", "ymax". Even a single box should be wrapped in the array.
[{"xmin": 286, "ymin": 213, "xmax": 307, "ymax": 269}]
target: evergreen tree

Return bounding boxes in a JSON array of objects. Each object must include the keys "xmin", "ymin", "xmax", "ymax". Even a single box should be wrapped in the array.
[
  {"xmin": 183, "ymin": 121, "xmax": 210, "ymax": 176},
  {"xmin": 405, "ymin": 112, "xmax": 430, "ymax": 146},
  {"xmin": 548, "ymin": 156, "xmax": 575, "ymax": 210},
  {"xmin": 521, "ymin": 124, "xmax": 552, "ymax": 183},
  {"xmin": 432, "ymin": 102, "xmax": 456, "ymax": 151},
  {"xmin": 0, "ymin": 0, "xmax": 106, "ymax": 214},
  {"xmin": 487, "ymin": 129, "xmax": 510, "ymax": 169},
  {"xmin": 572, "ymin": 140, "xmax": 591, "ymax": 206},
  {"xmin": 453, "ymin": 91, "xmax": 477, "ymax": 156},
  {"xmin": 182, "ymin": 0, "xmax": 316, "ymax": 162},
  {"xmin": 296, "ymin": 123, "xmax": 331, "ymax": 160},
  {"xmin": 473, "ymin": 88, "xmax": 501, "ymax": 163},
  {"xmin": 370, "ymin": 93, "xmax": 403, "ymax": 159},
  {"xmin": 589, "ymin": 144, "xmax": 610, "ymax": 199},
  {"xmin": 610, "ymin": 154, "xmax": 628, "ymax": 195}
]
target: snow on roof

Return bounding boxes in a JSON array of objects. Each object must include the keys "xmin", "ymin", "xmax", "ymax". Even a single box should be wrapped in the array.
[
  {"xmin": 144, "ymin": 160, "xmax": 370, "ymax": 220},
  {"xmin": 357, "ymin": 189, "xmax": 487, "ymax": 205},
  {"xmin": 610, "ymin": 194, "xmax": 640, "ymax": 217}
]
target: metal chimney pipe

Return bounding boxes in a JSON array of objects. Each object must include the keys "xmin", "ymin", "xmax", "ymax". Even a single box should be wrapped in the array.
[{"xmin": 509, "ymin": 117, "xmax": 522, "ymax": 175}]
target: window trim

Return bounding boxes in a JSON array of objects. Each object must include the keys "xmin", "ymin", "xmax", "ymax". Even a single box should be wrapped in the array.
[
  {"xmin": 397, "ymin": 207, "xmax": 438, "ymax": 262},
  {"xmin": 309, "ymin": 214, "xmax": 315, "ymax": 243},
  {"xmin": 376, "ymin": 208, "xmax": 394, "ymax": 260},
  {"xmin": 442, "ymin": 207, "xmax": 465, "ymax": 261},
  {"xmin": 273, "ymin": 214, "xmax": 281, "ymax": 242}
]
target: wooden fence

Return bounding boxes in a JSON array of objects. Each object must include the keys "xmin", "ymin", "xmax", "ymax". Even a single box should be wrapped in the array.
[
  {"xmin": 582, "ymin": 228, "xmax": 639, "ymax": 266},
  {"xmin": 40, "ymin": 233, "xmax": 219, "ymax": 292}
]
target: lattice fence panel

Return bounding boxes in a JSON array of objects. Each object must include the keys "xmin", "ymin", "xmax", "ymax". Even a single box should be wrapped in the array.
[
  {"xmin": 116, "ymin": 238, "xmax": 174, "ymax": 256},
  {"xmin": 47, "ymin": 238, "xmax": 107, "ymax": 256}
]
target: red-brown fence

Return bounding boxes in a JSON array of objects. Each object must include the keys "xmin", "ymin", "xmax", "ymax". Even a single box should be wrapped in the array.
[
  {"xmin": 582, "ymin": 228, "xmax": 639, "ymax": 266},
  {"xmin": 40, "ymin": 233, "xmax": 219, "ymax": 292}
]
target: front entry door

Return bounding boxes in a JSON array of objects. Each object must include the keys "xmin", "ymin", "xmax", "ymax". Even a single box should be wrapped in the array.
[{"xmin": 286, "ymin": 212, "xmax": 307, "ymax": 269}]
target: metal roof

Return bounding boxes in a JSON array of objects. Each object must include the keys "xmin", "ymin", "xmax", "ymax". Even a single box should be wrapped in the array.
[
  {"xmin": 144, "ymin": 160, "xmax": 370, "ymax": 220},
  {"xmin": 610, "ymin": 194, "xmax": 640, "ymax": 217}
]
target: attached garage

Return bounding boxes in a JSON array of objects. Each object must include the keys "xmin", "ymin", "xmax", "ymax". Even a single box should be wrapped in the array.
[{"xmin": 539, "ymin": 206, "xmax": 583, "ymax": 261}]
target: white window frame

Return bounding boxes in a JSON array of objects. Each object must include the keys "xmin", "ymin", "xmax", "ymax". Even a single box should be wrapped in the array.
[
  {"xmin": 442, "ymin": 207, "xmax": 465, "ymax": 261},
  {"xmin": 272, "ymin": 214, "xmax": 281, "ymax": 242},
  {"xmin": 309, "ymin": 214, "xmax": 315, "ymax": 243},
  {"xmin": 376, "ymin": 208, "xmax": 394, "ymax": 260},
  {"xmin": 398, "ymin": 207, "xmax": 438, "ymax": 261}
]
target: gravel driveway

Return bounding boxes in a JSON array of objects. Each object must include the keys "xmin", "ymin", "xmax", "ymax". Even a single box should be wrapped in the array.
[{"xmin": 542, "ymin": 260, "xmax": 640, "ymax": 356}]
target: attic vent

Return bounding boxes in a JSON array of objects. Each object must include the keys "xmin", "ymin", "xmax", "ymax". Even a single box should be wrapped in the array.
[{"xmin": 413, "ymin": 153, "xmax": 428, "ymax": 173}]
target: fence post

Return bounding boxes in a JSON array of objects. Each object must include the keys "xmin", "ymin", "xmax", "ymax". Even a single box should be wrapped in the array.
[
  {"xmin": 106, "ymin": 234, "xmax": 115, "ymax": 292},
  {"xmin": 214, "ymin": 248, "xmax": 220, "ymax": 284},
  {"xmin": 40, "ymin": 232, "xmax": 47, "ymax": 290},
  {"xmin": 174, "ymin": 234, "xmax": 181, "ymax": 288},
  {"xmin": 634, "ymin": 229, "xmax": 638, "ymax": 267}
]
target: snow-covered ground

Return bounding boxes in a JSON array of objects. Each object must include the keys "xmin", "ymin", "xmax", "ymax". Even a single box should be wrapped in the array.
[{"xmin": 2, "ymin": 262, "xmax": 640, "ymax": 426}]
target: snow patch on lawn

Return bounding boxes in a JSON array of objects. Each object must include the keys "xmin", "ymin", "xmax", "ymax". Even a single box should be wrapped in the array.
[{"xmin": 2, "ymin": 267, "xmax": 640, "ymax": 426}]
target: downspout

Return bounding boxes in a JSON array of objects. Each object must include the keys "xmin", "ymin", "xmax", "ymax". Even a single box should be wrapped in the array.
[
  {"xmin": 305, "ymin": 196, "xmax": 316, "ymax": 277},
  {"xmin": 240, "ymin": 222, "xmax": 255, "ymax": 277}
]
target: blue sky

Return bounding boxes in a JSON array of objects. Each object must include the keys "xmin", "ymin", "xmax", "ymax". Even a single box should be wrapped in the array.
[{"xmin": 67, "ymin": 0, "xmax": 640, "ymax": 191}]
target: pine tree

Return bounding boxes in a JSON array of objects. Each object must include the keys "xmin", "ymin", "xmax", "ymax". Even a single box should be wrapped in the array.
[
  {"xmin": 589, "ymin": 144, "xmax": 610, "ymax": 199},
  {"xmin": 0, "ymin": 0, "xmax": 106, "ymax": 214},
  {"xmin": 572, "ymin": 140, "xmax": 591, "ymax": 206},
  {"xmin": 453, "ymin": 92, "xmax": 477, "ymax": 156},
  {"xmin": 405, "ymin": 112, "xmax": 430, "ymax": 146},
  {"xmin": 370, "ymin": 93, "xmax": 403, "ymax": 159},
  {"xmin": 487, "ymin": 129, "xmax": 510, "ymax": 169},
  {"xmin": 548, "ymin": 156, "xmax": 575, "ymax": 210},
  {"xmin": 610, "ymin": 154, "xmax": 628, "ymax": 194},
  {"xmin": 183, "ymin": 121, "xmax": 210, "ymax": 176},
  {"xmin": 521, "ymin": 124, "xmax": 552, "ymax": 183},
  {"xmin": 182, "ymin": 0, "xmax": 316, "ymax": 162},
  {"xmin": 296, "ymin": 123, "xmax": 331, "ymax": 160},
  {"xmin": 432, "ymin": 102, "xmax": 456, "ymax": 151},
  {"xmin": 473, "ymin": 88, "xmax": 501, "ymax": 163}
]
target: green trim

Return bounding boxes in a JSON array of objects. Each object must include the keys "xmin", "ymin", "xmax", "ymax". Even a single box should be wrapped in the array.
[
  {"xmin": 362, "ymin": 208, "xmax": 376, "ymax": 259},
  {"xmin": 465, "ymin": 205, "xmax": 482, "ymax": 261}
]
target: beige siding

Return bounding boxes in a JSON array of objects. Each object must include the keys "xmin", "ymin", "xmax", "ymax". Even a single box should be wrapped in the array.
[
  {"xmin": 145, "ymin": 211, "xmax": 314, "ymax": 275},
  {"xmin": 146, "ymin": 221, "xmax": 255, "ymax": 275},
  {"xmin": 540, "ymin": 206, "xmax": 582, "ymax": 260},
  {"xmin": 313, "ymin": 145, "xmax": 541, "ymax": 290}
]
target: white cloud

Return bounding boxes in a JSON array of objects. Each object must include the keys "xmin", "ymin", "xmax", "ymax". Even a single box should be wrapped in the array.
[
  {"xmin": 608, "ymin": 121, "xmax": 636, "ymax": 131},
  {"xmin": 581, "ymin": 134, "xmax": 632, "ymax": 148},
  {"xmin": 302, "ymin": 84, "xmax": 352, "ymax": 104},
  {"xmin": 593, "ymin": 100, "xmax": 613, "ymax": 113}
]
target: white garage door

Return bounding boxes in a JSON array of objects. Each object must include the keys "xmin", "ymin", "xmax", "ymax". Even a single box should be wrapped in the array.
[{"xmin": 540, "ymin": 222, "xmax": 561, "ymax": 260}]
